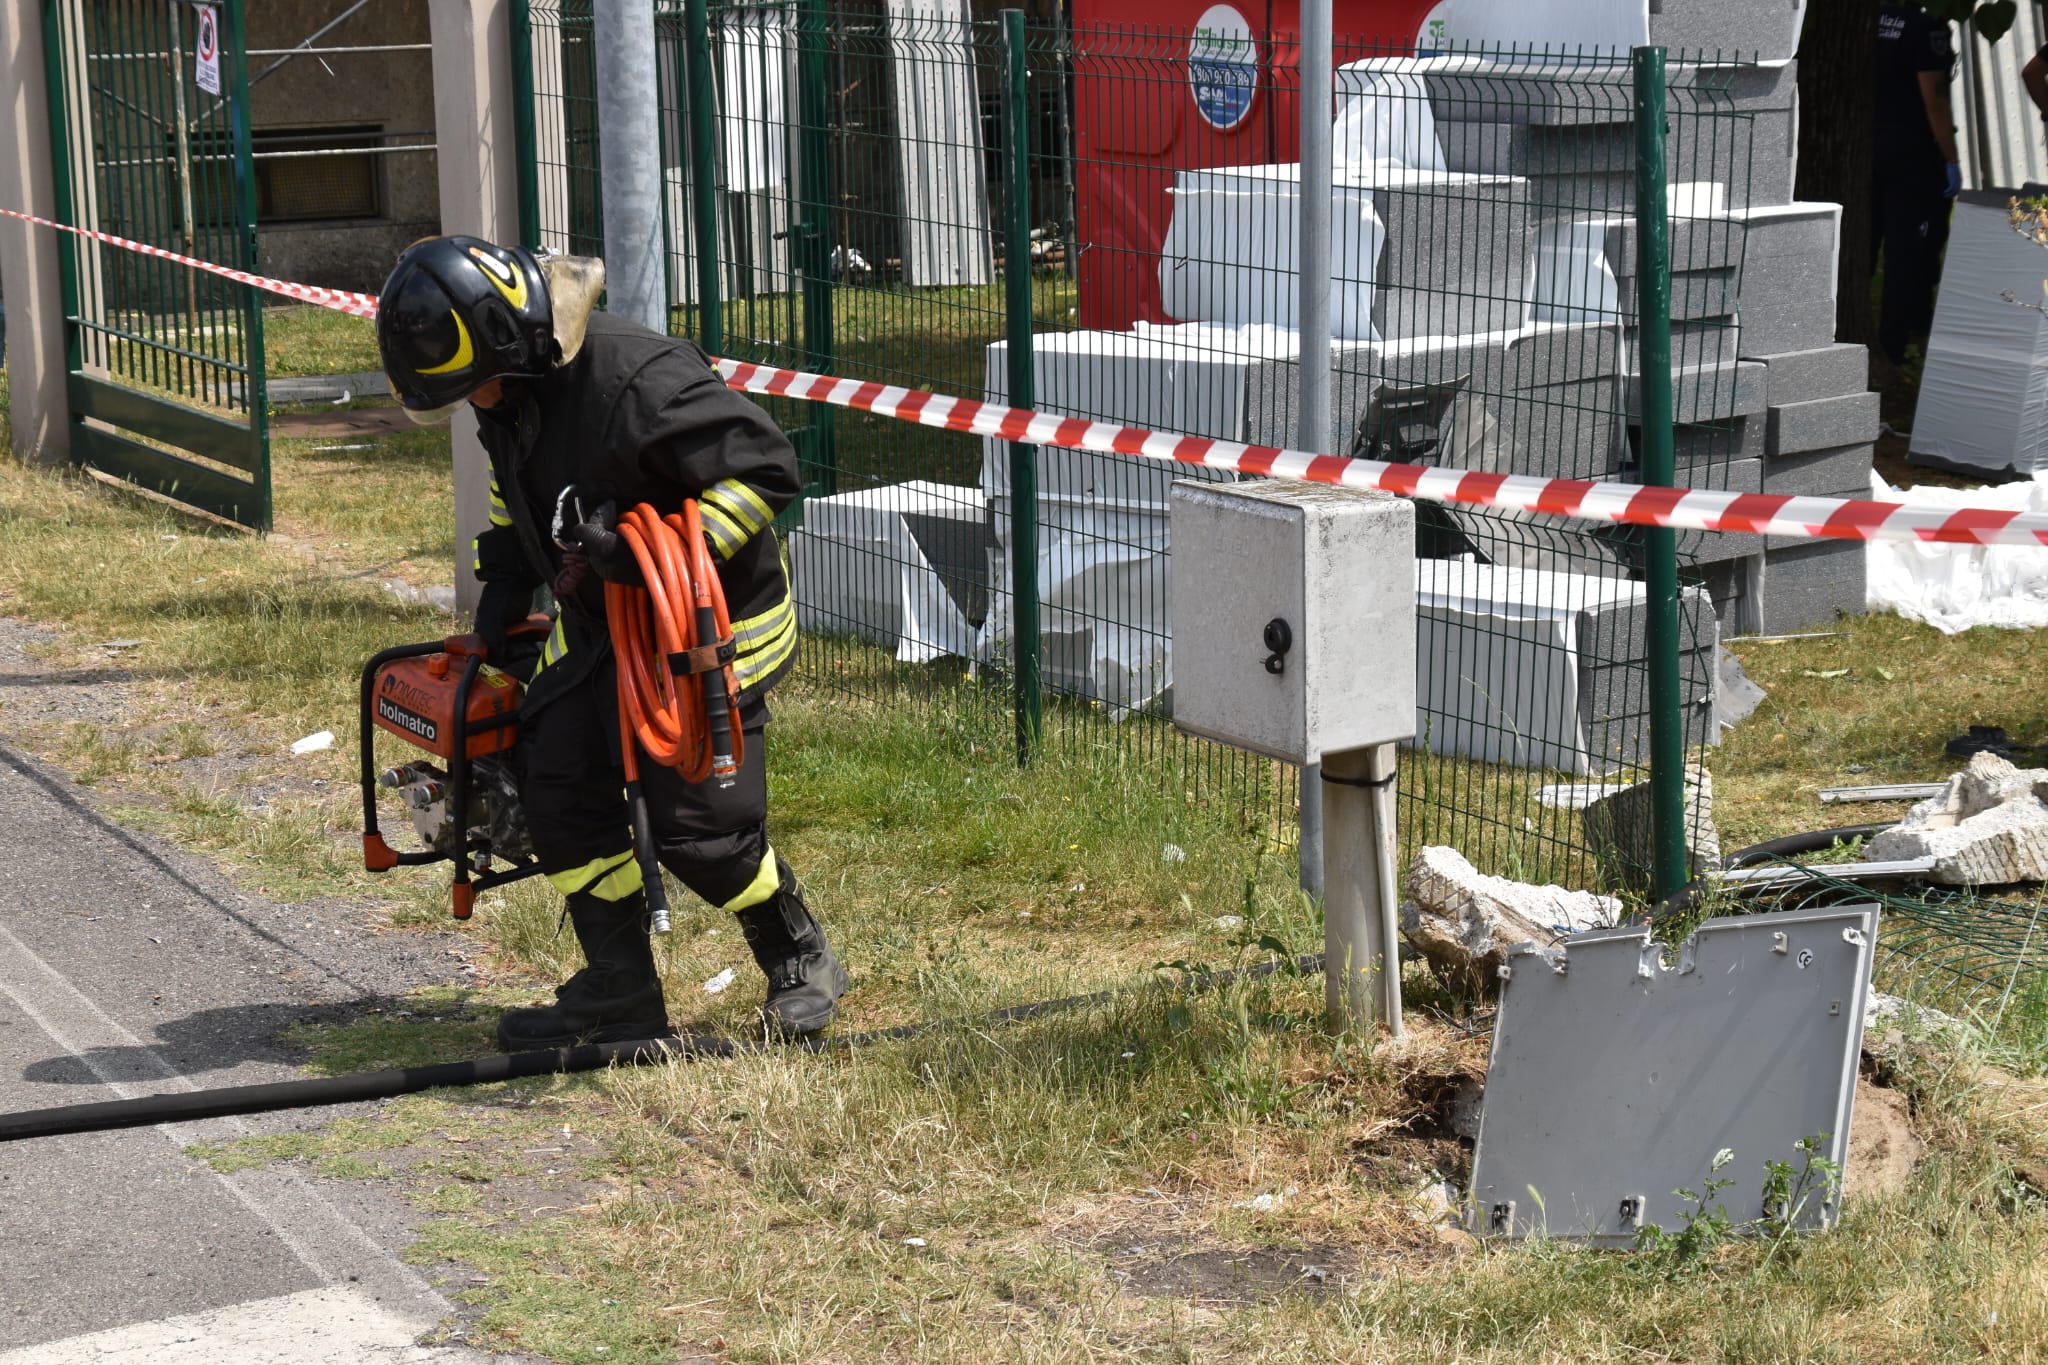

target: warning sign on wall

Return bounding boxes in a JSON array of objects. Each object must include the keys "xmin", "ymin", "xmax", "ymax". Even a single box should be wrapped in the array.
[
  {"xmin": 1188, "ymin": 4, "xmax": 1257, "ymax": 132},
  {"xmin": 193, "ymin": 5, "xmax": 221, "ymax": 96}
]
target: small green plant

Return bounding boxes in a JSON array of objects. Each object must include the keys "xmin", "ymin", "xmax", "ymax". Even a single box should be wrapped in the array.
[
  {"xmin": 1757, "ymin": 1133, "xmax": 1842, "ymax": 1270},
  {"xmin": 1633, "ymin": 1147, "xmax": 1736, "ymax": 1273}
]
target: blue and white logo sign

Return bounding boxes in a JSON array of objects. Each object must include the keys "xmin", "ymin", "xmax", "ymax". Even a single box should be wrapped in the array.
[{"xmin": 1189, "ymin": 4, "xmax": 1258, "ymax": 133}]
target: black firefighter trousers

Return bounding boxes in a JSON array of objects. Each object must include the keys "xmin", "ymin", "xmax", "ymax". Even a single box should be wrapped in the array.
[{"xmin": 520, "ymin": 656, "xmax": 782, "ymax": 915}]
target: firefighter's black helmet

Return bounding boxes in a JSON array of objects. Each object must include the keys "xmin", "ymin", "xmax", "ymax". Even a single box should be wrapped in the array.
[{"xmin": 376, "ymin": 236, "xmax": 556, "ymax": 411}]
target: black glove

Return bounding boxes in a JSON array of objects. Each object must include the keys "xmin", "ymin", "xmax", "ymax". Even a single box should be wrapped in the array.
[
  {"xmin": 558, "ymin": 498, "xmax": 643, "ymax": 588},
  {"xmin": 474, "ymin": 578, "xmax": 535, "ymax": 662}
]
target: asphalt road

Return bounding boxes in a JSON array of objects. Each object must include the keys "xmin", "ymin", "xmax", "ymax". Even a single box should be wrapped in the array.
[{"xmin": 0, "ymin": 733, "xmax": 526, "ymax": 1363}]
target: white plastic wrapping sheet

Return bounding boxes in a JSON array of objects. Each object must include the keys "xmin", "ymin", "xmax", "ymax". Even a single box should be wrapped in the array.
[
  {"xmin": 1331, "ymin": 62, "xmax": 1446, "ymax": 177},
  {"xmin": 1911, "ymin": 195, "xmax": 2048, "ymax": 476},
  {"xmin": 1865, "ymin": 470, "xmax": 2048, "ymax": 633}
]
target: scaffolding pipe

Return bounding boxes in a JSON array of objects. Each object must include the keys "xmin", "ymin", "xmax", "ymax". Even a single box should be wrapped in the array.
[
  {"xmin": 592, "ymin": 0, "xmax": 667, "ymax": 334},
  {"xmin": 1296, "ymin": 0, "xmax": 1333, "ymax": 901}
]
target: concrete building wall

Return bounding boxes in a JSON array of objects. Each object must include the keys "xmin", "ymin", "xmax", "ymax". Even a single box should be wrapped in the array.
[{"xmin": 246, "ymin": 0, "xmax": 440, "ymax": 292}]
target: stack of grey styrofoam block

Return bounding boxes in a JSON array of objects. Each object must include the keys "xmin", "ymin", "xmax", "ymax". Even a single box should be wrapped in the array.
[
  {"xmin": 1426, "ymin": 59, "xmax": 1799, "ymax": 214},
  {"xmin": 1628, "ymin": 203, "xmax": 1877, "ymax": 638},
  {"xmin": 1410, "ymin": 31, "xmax": 1871, "ymax": 640}
]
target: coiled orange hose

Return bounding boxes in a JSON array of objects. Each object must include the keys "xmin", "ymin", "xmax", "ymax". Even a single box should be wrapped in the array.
[{"xmin": 608, "ymin": 501, "xmax": 742, "ymax": 787}]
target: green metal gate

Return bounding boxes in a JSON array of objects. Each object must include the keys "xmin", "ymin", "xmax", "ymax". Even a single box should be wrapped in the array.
[{"xmin": 42, "ymin": 0, "xmax": 270, "ymax": 529}]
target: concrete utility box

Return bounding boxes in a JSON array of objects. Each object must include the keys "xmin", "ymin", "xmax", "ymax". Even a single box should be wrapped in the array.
[{"xmin": 1169, "ymin": 480, "xmax": 1416, "ymax": 765}]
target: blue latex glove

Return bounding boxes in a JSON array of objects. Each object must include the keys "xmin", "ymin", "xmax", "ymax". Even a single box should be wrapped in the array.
[{"xmin": 1945, "ymin": 161, "xmax": 1963, "ymax": 199}]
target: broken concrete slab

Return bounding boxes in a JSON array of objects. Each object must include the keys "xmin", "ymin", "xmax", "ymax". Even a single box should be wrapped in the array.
[
  {"xmin": 1864, "ymin": 990, "xmax": 1964, "ymax": 1041},
  {"xmin": 1867, "ymin": 752, "xmax": 2048, "ymax": 885},
  {"xmin": 1582, "ymin": 768, "xmax": 1722, "ymax": 886},
  {"xmin": 1399, "ymin": 845, "xmax": 1621, "ymax": 997}
]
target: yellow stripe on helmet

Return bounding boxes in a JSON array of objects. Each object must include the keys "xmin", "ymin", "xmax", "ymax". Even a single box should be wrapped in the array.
[
  {"xmin": 470, "ymin": 247, "xmax": 531, "ymax": 310},
  {"xmin": 416, "ymin": 310, "xmax": 475, "ymax": 376}
]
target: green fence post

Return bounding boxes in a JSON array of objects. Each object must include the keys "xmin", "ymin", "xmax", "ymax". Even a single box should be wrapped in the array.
[
  {"xmin": 510, "ymin": 0, "xmax": 542, "ymax": 249},
  {"xmin": 683, "ymin": 0, "xmax": 722, "ymax": 353},
  {"xmin": 1633, "ymin": 46, "xmax": 1686, "ymax": 901},
  {"xmin": 1001, "ymin": 8, "xmax": 1040, "ymax": 765},
  {"xmin": 796, "ymin": 0, "xmax": 836, "ymax": 491},
  {"xmin": 225, "ymin": 0, "xmax": 269, "ymax": 530}
]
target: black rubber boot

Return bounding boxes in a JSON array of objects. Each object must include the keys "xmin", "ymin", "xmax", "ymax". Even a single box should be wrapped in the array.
[
  {"xmin": 735, "ymin": 863, "xmax": 848, "ymax": 1038},
  {"xmin": 497, "ymin": 890, "xmax": 672, "ymax": 1051}
]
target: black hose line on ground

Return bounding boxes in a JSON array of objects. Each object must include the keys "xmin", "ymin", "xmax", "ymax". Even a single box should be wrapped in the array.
[
  {"xmin": 1650, "ymin": 823, "xmax": 1900, "ymax": 924},
  {"xmin": 0, "ymin": 953, "xmax": 1327, "ymax": 1145}
]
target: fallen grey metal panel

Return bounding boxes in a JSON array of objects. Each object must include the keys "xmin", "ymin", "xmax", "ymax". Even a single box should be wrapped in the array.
[
  {"xmin": 1716, "ymin": 860, "xmax": 1935, "ymax": 883},
  {"xmin": 886, "ymin": 0, "xmax": 992, "ymax": 288},
  {"xmin": 1820, "ymin": 782, "xmax": 1948, "ymax": 805},
  {"xmin": 1468, "ymin": 905, "xmax": 1876, "ymax": 1245}
]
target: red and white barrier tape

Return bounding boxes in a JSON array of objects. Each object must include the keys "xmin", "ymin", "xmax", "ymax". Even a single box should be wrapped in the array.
[
  {"xmin": 713, "ymin": 359, "xmax": 2048, "ymax": 551},
  {"xmin": 0, "ymin": 207, "xmax": 381, "ymax": 318},
  {"xmin": 8, "ymin": 206, "xmax": 2044, "ymax": 550}
]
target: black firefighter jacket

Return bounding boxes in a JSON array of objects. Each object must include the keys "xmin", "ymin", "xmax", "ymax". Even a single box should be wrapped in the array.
[{"xmin": 471, "ymin": 313, "xmax": 801, "ymax": 721}]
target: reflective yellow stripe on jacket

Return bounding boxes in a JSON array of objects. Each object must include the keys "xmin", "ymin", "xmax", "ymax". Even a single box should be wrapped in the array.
[
  {"xmin": 473, "ymin": 478, "xmax": 516, "ymax": 574},
  {"xmin": 699, "ymin": 478, "xmax": 775, "ymax": 562},
  {"xmin": 731, "ymin": 592, "xmax": 796, "ymax": 691}
]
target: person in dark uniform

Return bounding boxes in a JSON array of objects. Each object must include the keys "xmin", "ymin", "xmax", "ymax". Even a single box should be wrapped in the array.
[
  {"xmin": 374, "ymin": 236, "xmax": 848, "ymax": 1047},
  {"xmin": 1873, "ymin": 2, "xmax": 1962, "ymax": 367},
  {"xmin": 2023, "ymin": 40, "xmax": 2048, "ymax": 130}
]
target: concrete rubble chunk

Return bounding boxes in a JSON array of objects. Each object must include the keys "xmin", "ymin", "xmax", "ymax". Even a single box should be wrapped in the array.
[
  {"xmin": 1867, "ymin": 753, "xmax": 2048, "ymax": 885},
  {"xmin": 1863, "ymin": 991, "xmax": 1963, "ymax": 1041},
  {"xmin": 1399, "ymin": 846, "xmax": 1621, "ymax": 996}
]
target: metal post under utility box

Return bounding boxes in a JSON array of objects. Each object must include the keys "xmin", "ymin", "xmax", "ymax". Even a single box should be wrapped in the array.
[{"xmin": 1168, "ymin": 479, "xmax": 1417, "ymax": 1032}]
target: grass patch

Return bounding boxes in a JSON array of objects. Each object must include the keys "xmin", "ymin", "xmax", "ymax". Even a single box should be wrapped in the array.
[
  {"xmin": 269, "ymin": 421, "xmax": 457, "ymax": 584},
  {"xmin": 265, "ymin": 304, "xmax": 385, "ymax": 376}
]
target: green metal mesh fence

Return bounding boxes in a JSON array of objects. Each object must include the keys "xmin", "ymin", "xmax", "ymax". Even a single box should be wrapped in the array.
[{"xmin": 512, "ymin": 0, "xmax": 1772, "ymax": 892}]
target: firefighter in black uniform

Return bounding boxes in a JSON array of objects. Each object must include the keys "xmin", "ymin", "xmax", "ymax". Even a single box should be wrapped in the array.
[
  {"xmin": 374, "ymin": 235, "xmax": 848, "ymax": 1046},
  {"xmin": 1873, "ymin": 2, "xmax": 1962, "ymax": 369}
]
